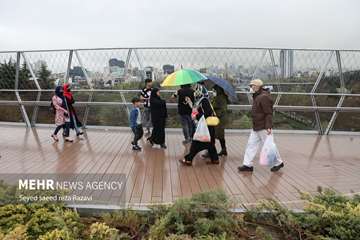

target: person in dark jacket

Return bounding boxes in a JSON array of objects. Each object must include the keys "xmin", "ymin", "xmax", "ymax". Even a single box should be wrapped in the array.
[
  {"xmin": 179, "ymin": 84, "xmax": 219, "ymax": 166},
  {"xmin": 238, "ymin": 79, "xmax": 284, "ymax": 172},
  {"xmin": 147, "ymin": 88, "xmax": 167, "ymax": 148},
  {"xmin": 213, "ymin": 85, "xmax": 229, "ymax": 156},
  {"xmin": 172, "ymin": 84, "xmax": 195, "ymax": 144},
  {"xmin": 63, "ymin": 83, "xmax": 83, "ymax": 137}
]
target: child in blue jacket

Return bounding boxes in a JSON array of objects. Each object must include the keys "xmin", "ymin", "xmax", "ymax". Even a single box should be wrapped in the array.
[{"xmin": 130, "ymin": 97, "xmax": 144, "ymax": 151}]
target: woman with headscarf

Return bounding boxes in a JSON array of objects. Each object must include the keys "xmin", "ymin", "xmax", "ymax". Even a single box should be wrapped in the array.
[
  {"xmin": 179, "ymin": 84, "xmax": 219, "ymax": 165},
  {"xmin": 51, "ymin": 86, "xmax": 72, "ymax": 142},
  {"xmin": 63, "ymin": 83, "xmax": 83, "ymax": 136},
  {"xmin": 147, "ymin": 88, "xmax": 167, "ymax": 148},
  {"xmin": 213, "ymin": 85, "xmax": 229, "ymax": 156}
]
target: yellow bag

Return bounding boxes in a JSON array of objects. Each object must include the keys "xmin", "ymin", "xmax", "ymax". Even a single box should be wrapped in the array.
[{"xmin": 206, "ymin": 116, "xmax": 220, "ymax": 126}]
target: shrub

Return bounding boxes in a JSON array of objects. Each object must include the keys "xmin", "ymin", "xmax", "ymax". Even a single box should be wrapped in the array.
[
  {"xmin": 0, "ymin": 204, "xmax": 29, "ymax": 233},
  {"xmin": 26, "ymin": 208, "xmax": 66, "ymax": 240},
  {"xmin": 149, "ymin": 191, "xmax": 239, "ymax": 240},
  {"xmin": 89, "ymin": 222, "xmax": 118, "ymax": 240},
  {"xmin": 2, "ymin": 225, "xmax": 28, "ymax": 240},
  {"xmin": 102, "ymin": 210, "xmax": 150, "ymax": 238},
  {"xmin": 38, "ymin": 229, "xmax": 73, "ymax": 240}
]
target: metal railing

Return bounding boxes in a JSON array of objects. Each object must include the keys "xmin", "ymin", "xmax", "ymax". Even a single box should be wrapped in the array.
[{"xmin": 1, "ymin": 47, "xmax": 360, "ymax": 134}]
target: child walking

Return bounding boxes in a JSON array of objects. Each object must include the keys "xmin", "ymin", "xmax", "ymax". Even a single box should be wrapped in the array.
[{"xmin": 130, "ymin": 97, "xmax": 144, "ymax": 151}]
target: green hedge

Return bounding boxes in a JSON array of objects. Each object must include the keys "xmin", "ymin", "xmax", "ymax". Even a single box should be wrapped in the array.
[{"xmin": 0, "ymin": 184, "xmax": 359, "ymax": 239}]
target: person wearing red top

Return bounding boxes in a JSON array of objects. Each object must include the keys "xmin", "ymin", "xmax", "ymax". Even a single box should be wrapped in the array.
[{"xmin": 63, "ymin": 83, "xmax": 83, "ymax": 136}]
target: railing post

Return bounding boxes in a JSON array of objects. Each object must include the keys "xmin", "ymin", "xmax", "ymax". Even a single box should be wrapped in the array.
[
  {"xmin": 14, "ymin": 51, "xmax": 31, "ymax": 127},
  {"xmin": 74, "ymin": 50, "xmax": 93, "ymax": 127},
  {"xmin": 310, "ymin": 51, "xmax": 335, "ymax": 135},
  {"xmin": 65, "ymin": 50, "xmax": 73, "ymax": 84},
  {"xmin": 21, "ymin": 52, "xmax": 42, "ymax": 127},
  {"xmin": 269, "ymin": 49, "xmax": 282, "ymax": 106},
  {"xmin": 133, "ymin": 48, "xmax": 145, "ymax": 81},
  {"xmin": 324, "ymin": 50, "xmax": 346, "ymax": 135}
]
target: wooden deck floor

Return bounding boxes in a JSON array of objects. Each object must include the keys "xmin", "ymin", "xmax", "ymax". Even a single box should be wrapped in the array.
[{"xmin": 1, "ymin": 125, "xmax": 360, "ymax": 209}]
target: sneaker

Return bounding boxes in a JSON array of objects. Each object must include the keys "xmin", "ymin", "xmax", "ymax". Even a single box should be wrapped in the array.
[
  {"xmin": 182, "ymin": 139, "xmax": 191, "ymax": 144},
  {"xmin": 238, "ymin": 165, "xmax": 254, "ymax": 172},
  {"xmin": 270, "ymin": 162, "xmax": 284, "ymax": 172},
  {"xmin": 76, "ymin": 132, "xmax": 84, "ymax": 136},
  {"xmin": 65, "ymin": 138, "xmax": 73, "ymax": 142},
  {"xmin": 160, "ymin": 144, "xmax": 167, "ymax": 149},
  {"xmin": 132, "ymin": 145, "xmax": 141, "ymax": 151},
  {"xmin": 51, "ymin": 134, "xmax": 59, "ymax": 142}
]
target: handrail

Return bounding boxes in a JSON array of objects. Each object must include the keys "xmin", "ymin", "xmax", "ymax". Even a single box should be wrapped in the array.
[
  {"xmin": 1, "ymin": 100, "xmax": 359, "ymax": 112},
  {"xmin": 1, "ymin": 89, "xmax": 360, "ymax": 97},
  {"xmin": 1, "ymin": 46, "xmax": 360, "ymax": 53}
]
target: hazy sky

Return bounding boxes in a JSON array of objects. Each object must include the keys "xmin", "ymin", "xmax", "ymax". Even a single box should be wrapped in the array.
[{"xmin": 0, "ymin": 0, "xmax": 359, "ymax": 51}]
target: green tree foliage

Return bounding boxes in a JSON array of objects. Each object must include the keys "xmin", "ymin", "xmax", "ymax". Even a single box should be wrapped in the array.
[{"xmin": 37, "ymin": 63, "xmax": 53, "ymax": 89}]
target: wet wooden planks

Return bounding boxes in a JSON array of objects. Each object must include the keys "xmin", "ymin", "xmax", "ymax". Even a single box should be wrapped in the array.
[{"xmin": 0, "ymin": 125, "xmax": 360, "ymax": 209}]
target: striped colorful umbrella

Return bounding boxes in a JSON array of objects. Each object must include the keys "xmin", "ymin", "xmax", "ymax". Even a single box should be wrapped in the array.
[{"xmin": 161, "ymin": 69, "xmax": 207, "ymax": 87}]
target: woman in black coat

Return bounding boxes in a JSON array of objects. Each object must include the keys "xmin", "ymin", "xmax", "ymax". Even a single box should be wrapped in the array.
[
  {"xmin": 179, "ymin": 84, "xmax": 219, "ymax": 166},
  {"xmin": 147, "ymin": 88, "xmax": 167, "ymax": 148}
]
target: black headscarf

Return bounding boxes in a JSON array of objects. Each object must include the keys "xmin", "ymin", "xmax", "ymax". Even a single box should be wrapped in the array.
[
  {"xmin": 55, "ymin": 85, "xmax": 66, "ymax": 108},
  {"xmin": 150, "ymin": 88, "xmax": 167, "ymax": 120},
  {"xmin": 150, "ymin": 88, "xmax": 161, "ymax": 102},
  {"xmin": 55, "ymin": 86, "xmax": 63, "ymax": 98}
]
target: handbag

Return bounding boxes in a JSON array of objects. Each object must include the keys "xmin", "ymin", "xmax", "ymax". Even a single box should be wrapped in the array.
[{"xmin": 205, "ymin": 101, "xmax": 220, "ymax": 126}]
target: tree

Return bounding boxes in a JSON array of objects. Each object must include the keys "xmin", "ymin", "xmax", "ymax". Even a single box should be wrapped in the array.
[
  {"xmin": 37, "ymin": 63, "xmax": 52, "ymax": 89},
  {"xmin": 0, "ymin": 59, "xmax": 16, "ymax": 89}
]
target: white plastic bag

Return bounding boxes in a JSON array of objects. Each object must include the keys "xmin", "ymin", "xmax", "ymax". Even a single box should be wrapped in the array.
[
  {"xmin": 193, "ymin": 115, "xmax": 211, "ymax": 142},
  {"xmin": 259, "ymin": 135, "xmax": 277, "ymax": 166}
]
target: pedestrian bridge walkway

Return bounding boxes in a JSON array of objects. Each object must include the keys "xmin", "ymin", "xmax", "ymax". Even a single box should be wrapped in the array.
[{"xmin": 0, "ymin": 125, "xmax": 359, "ymax": 209}]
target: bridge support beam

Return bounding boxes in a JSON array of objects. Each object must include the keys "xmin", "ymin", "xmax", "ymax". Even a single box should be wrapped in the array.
[
  {"xmin": 325, "ymin": 50, "xmax": 346, "ymax": 135},
  {"xmin": 14, "ymin": 52, "xmax": 31, "ymax": 127}
]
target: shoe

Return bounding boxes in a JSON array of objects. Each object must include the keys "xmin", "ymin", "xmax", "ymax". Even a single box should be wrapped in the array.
[
  {"xmin": 51, "ymin": 134, "xmax": 59, "ymax": 142},
  {"xmin": 76, "ymin": 132, "xmax": 84, "ymax": 136},
  {"xmin": 271, "ymin": 163, "xmax": 284, "ymax": 172},
  {"xmin": 65, "ymin": 138, "xmax": 73, "ymax": 142},
  {"xmin": 160, "ymin": 144, "xmax": 167, "ymax": 149},
  {"xmin": 179, "ymin": 159, "xmax": 192, "ymax": 166},
  {"xmin": 238, "ymin": 165, "xmax": 254, "ymax": 172},
  {"xmin": 218, "ymin": 149, "xmax": 227, "ymax": 156},
  {"xmin": 182, "ymin": 139, "xmax": 191, "ymax": 144},
  {"xmin": 132, "ymin": 145, "xmax": 142, "ymax": 151},
  {"xmin": 206, "ymin": 160, "xmax": 220, "ymax": 165},
  {"xmin": 147, "ymin": 138, "xmax": 154, "ymax": 146}
]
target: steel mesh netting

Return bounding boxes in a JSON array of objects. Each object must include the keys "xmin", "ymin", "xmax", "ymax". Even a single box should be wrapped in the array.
[
  {"xmin": 0, "ymin": 52, "xmax": 23, "ymax": 122},
  {"xmin": 0, "ymin": 48, "xmax": 360, "ymax": 131},
  {"xmin": 332, "ymin": 51, "xmax": 360, "ymax": 131}
]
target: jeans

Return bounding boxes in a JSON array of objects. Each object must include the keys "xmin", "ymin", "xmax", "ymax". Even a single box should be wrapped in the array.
[
  {"xmin": 54, "ymin": 122, "xmax": 70, "ymax": 137},
  {"xmin": 131, "ymin": 124, "xmax": 144, "ymax": 146},
  {"xmin": 179, "ymin": 114, "xmax": 195, "ymax": 141},
  {"xmin": 243, "ymin": 130, "xmax": 283, "ymax": 167},
  {"xmin": 142, "ymin": 108, "xmax": 152, "ymax": 130}
]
